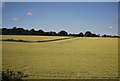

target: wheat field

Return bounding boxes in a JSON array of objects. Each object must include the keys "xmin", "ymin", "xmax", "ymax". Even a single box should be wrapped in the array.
[{"xmin": 2, "ymin": 35, "xmax": 118, "ymax": 79}]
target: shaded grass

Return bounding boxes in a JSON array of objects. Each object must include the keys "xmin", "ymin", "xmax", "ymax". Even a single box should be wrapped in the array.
[{"xmin": 0, "ymin": 38, "xmax": 72, "ymax": 43}]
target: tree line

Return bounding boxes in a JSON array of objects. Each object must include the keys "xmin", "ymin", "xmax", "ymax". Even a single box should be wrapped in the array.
[{"xmin": 1, "ymin": 27, "xmax": 119, "ymax": 37}]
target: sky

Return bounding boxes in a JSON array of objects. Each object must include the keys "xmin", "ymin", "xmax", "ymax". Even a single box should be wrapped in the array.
[{"xmin": 2, "ymin": 2, "xmax": 118, "ymax": 35}]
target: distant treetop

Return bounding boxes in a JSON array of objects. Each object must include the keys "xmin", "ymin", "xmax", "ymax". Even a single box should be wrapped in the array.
[{"xmin": 1, "ymin": 27, "xmax": 119, "ymax": 38}]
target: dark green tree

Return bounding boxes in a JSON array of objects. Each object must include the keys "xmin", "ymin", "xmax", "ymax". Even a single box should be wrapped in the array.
[
  {"xmin": 58, "ymin": 30, "xmax": 68, "ymax": 36},
  {"xmin": 13, "ymin": 27, "xmax": 17, "ymax": 30},
  {"xmin": 78, "ymin": 32, "xmax": 84, "ymax": 37},
  {"xmin": 30, "ymin": 29, "xmax": 36, "ymax": 35},
  {"xmin": 85, "ymin": 31, "xmax": 92, "ymax": 37}
]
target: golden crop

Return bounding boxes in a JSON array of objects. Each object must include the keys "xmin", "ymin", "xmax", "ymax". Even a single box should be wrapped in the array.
[{"xmin": 2, "ymin": 35, "xmax": 118, "ymax": 79}]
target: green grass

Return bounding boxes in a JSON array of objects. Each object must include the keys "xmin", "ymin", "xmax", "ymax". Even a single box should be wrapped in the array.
[{"xmin": 2, "ymin": 35, "xmax": 118, "ymax": 79}]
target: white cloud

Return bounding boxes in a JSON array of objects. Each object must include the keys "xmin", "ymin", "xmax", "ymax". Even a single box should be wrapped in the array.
[
  {"xmin": 108, "ymin": 26, "xmax": 112, "ymax": 29},
  {"xmin": 26, "ymin": 12, "xmax": 33, "ymax": 16},
  {"xmin": 12, "ymin": 18, "xmax": 19, "ymax": 21}
]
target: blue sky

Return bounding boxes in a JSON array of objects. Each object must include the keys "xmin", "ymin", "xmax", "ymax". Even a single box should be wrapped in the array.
[{"xmin": 2, "ymin": 2, "xmax": 118, "ymax": 35}]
